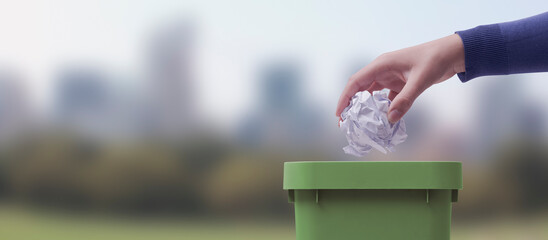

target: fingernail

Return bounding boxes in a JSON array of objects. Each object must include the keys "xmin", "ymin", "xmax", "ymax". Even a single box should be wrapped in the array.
[{"xmin": 388, "ymin": 110, "xmax": 401, "ymax": 123}]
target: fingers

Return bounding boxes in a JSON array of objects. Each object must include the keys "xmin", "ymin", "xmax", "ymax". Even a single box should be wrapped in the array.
[
  {"xmin": 387, "ymin": 76, "xmax": 425, "ymax": 123},
  {"xmin": 388, "ymin": 90, "xmax": 397, "ymax": 101},
  {"xmin": 335, "ymin": 71, "xmax": 376, "ymax": 117},
  {"xmin": 336, "ymin": 81, "xmax": 360, "ymax": 117},
  {"xmin": 366, "ymin": 82, "xmax": 383, "ymax": 93}
]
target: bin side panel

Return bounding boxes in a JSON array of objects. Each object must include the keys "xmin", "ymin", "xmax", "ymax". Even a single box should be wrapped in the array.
[{"xmin": 294, "ymin": 189, "xmax": 452, "ymax": 240}]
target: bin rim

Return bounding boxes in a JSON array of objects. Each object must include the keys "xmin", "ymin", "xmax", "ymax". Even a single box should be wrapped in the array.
[{"xmin": 283, "ymin": 161, "xmax": 462, "ymax": 190}]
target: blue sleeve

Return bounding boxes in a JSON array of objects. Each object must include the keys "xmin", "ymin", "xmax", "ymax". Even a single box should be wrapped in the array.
[{"xmin": 456, "ymin": 12, "xmax": 548, "ymax": 82}]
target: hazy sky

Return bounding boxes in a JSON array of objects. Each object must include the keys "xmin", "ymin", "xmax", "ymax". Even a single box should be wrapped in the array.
[{"xmin": 2, "ymin": 0, "xmax": 548, "ymax": 130}]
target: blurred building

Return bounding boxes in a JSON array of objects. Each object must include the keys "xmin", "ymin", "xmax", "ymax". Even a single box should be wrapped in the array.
[
  {"xmin": 0, "ymin": 71, "xmax": 33, "ymax": 143},
  {"xmin": 53, "ymin": 67, "xmax": 150, "ymax": 140},
  {"xmin": 475, "ymin": 76, "xmax": 537, "ymax": 155},
  {"xmin": 144, "ymin": 20, "xmax": 196, "ymax": 138},
  {"xmin": 53, "ymin": 20, "xmax": 201, "ymax": 140},
  {"xmin": 55, "ymin": 67, "xmax": 119, "ymax": 138},
  {"xmin": 515, "ymin": 102, "xmax": 545, "ymax": 140},
  {"xmin": 238, "ymin": 61, "xmax": 324, "ymax": 150}
]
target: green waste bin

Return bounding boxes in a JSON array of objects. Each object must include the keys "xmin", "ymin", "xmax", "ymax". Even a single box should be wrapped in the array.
[{"xmin": 283, "ymin": 161, "xmax": 463, "ymax": 240}]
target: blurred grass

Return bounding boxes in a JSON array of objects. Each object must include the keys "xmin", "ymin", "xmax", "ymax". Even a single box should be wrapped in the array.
[
  {"xmin": 0, "ymin": 204, "xmax": 547, "ymax": 240},
  {"xmin": 0, "ymin": 205, "xmax": 295, "ymax": 240},
  {"xmin": 452, "ymin": 216, "xmax": 548, "ymax": 240}
]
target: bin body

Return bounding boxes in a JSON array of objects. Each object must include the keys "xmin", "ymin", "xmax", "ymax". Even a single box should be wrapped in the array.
[{"xmin": 284, "ymin": 162, "xmax": 462, "ymax": 240}]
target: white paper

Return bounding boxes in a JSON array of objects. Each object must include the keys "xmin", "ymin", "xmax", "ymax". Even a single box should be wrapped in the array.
[{"xmin": 339, "ymin": 90, "xmax": 407, "ymax": 156}]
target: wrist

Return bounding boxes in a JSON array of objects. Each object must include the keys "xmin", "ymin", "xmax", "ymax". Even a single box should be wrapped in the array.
[{"xmin": 447, "ymin": 34, "xmax": 465, "ymax": 74}]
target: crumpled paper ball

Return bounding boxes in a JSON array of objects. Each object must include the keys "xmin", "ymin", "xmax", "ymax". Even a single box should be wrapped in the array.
[{"xmin": 339, "ymin": 90, "xmax": 407, "ymax": 156}]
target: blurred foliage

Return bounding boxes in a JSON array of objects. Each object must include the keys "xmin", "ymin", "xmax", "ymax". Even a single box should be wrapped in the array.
[
  {"xmin": 1, "ymin": 131, "xmax": 548, "ymax": 222},
  {"xmin": 0, "ymin": 132, "xmax": 330, "ymax": 218},
  {"xmin": 492, "ymin": 139, "xmax": 548, "ymax": 212},
  {"xmin": 0, "ymin": 151, "xmax": 6, "ymax": 199},
  {"xmin": 453, "ymin": 138, "xmax": 548, "ymax": 220}
]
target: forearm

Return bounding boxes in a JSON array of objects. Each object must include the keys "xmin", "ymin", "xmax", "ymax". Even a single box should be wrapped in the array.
[{"xmin": 456, "ymin": 12, "xmax": 548, "ymax": 82}]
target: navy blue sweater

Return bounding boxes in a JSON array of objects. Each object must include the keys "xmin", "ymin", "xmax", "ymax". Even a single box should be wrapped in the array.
[{"xmin": 456, "ymin": 12, "xmax": 548, "ymax": 82}]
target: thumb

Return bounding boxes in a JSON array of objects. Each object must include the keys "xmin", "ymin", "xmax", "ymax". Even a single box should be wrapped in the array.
[{"xmin": 388, "ymin": 82, "xmax": 423, "ymax": 124}]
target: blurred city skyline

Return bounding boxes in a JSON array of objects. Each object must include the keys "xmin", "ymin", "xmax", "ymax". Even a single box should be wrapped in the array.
[
  {"xmin": 2, "ymin": 2, "xmax": 548, "ymax": 154},
  {"xmin": 2, "ymin": 1, "xmax": 548, "ymax": 129}
]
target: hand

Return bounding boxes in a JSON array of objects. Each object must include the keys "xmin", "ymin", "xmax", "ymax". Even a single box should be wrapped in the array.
[{"xmin": 336, "ymin": 34, "xmax": 465, "ymax": 123}]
